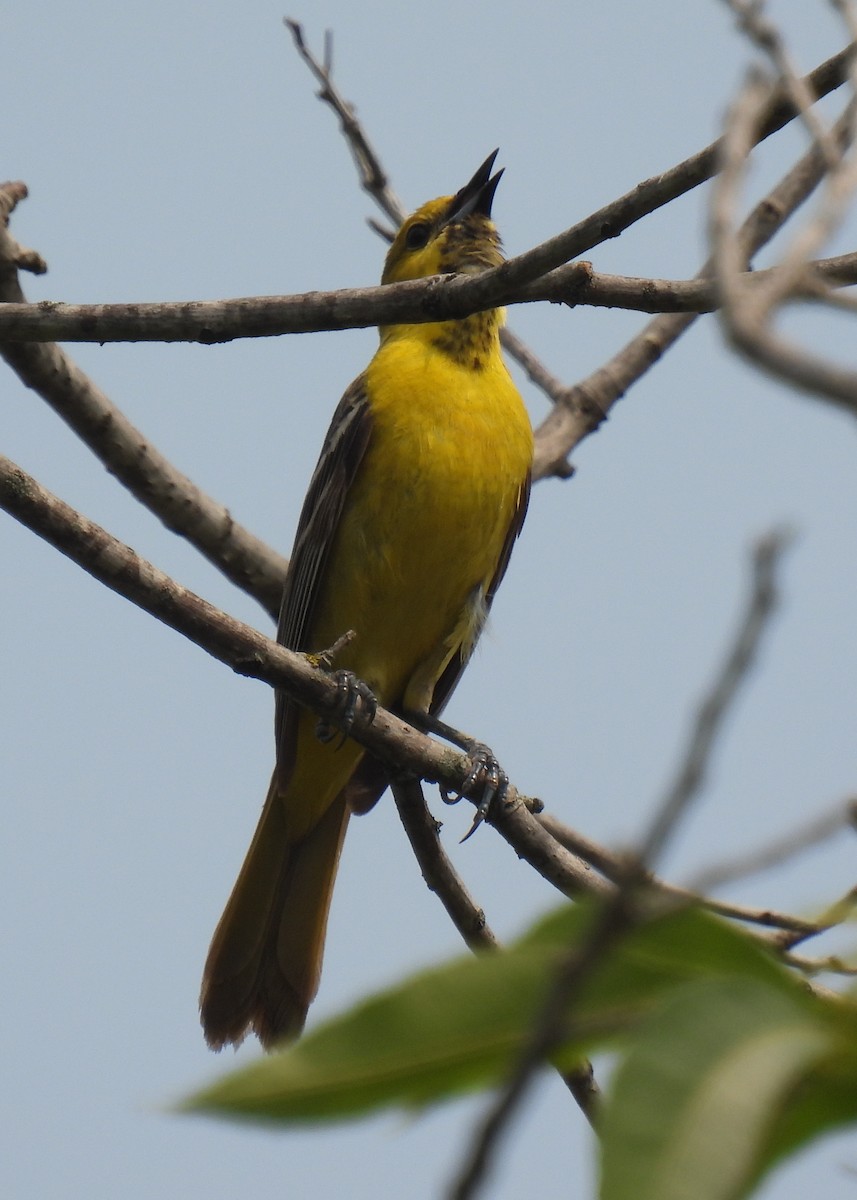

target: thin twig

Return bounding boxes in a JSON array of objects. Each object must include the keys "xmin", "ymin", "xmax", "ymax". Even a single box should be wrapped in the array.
[
  {"xmin": 537, "ymin": 810, "xmax": 826, "ymax": 938},
  {"xmin": 784, "ymin": 951, "xmax": 857, "ymax": 977},
  {"xmin": 712, "ymin": 70, "xmax": 857, "ymax": 413},
  {"xmin": 284, "ymin": 20, "xmax": 406, "ymax": 226},
  {"xmin": 724, "ymin": 0, "xmax": 843, "ymax": 166},
  {"xmin": 447, "ymin": 884, "xmax": 640, "ymax": 1200},
  {"xmin": 773, "ymin": 884, "xmax": 857, "ymax": 951},
  {"xmin": 391, "ymin": 776, "xmax": 499, "ymax": 952}
]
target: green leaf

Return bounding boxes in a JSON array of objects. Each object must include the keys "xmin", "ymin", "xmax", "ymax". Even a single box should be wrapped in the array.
[
  {"xmin": 182, "ymin": 942, "xmax": 560, "ymax": 1123},
  {"xmin": 599, "ymin": 977, "xmax": 836, "ymax": 1200},
  {"xmin": 760, "ymin": 1008, "xmax": 857, "ymax": 1174},
  {"xmin": 571, "ymin": 904, "xmax": 790, "ymax": 1022},
  {"xmin": 180, "ymin": 901, "xmax": 827, "ymax": 1128}
]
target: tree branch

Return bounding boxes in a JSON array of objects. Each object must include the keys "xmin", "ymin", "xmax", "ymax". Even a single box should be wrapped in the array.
[
  {"xmin": 536, "ymin": 810, "xmax": 826, "ymax": 939},
  {"xmin": 533, "ymin": 91, "xmax": 855, "ymax": 479},
  {"xmin": 391, "ymin": 775, "xmax": 499, "ymax": 952},
  {"xmin": 712, "ymin": 51, "xmax": 857, "ymax": 413},
  {"xmin": 283, "ymin": 18, "xmax": 406, "ymax": 228},
  {"xmin": 0, "ymin": 45, "xmax": 851, "ymax": 349},
  {"xmin": 0, "ymin": 452, "xmax": 605, "ymax": 902},
  {"xmin": 2, "ymin": 250, "xmax": 857, "ymax": 344},
  {"xmin": 491, "ymin": 41, "xmax": 855, "ymax": 292},
  {"xmin": 0, "ymin": 184, "xmax": 287, "ymax": 619}
]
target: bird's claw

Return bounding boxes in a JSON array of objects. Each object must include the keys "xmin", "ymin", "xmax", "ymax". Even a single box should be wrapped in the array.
[
  {"xmin": 316, "ymin": 669, "xmax": 377, "ymax": 746},
  {"xmin": 439, "ymin": 741, "xmax": 508, "ymax": 841}
]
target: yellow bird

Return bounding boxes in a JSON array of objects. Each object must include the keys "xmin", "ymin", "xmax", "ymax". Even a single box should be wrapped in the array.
[{"xmin": 200, "ymin": 152, "xmax": 533, "ymax": 1049}]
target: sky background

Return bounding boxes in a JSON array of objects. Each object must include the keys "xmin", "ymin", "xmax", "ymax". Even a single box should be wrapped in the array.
[{"xmin": 3, "ymin": 2, "xmax": 857, "ymax": 1197}]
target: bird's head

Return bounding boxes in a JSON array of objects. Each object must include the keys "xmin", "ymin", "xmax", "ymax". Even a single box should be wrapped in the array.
[{"xmin": 382, "ymin": 150, "xmax": 505, "ymax": 285}]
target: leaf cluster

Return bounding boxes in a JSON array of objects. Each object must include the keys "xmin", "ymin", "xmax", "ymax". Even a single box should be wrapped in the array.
[{"xmin": 184, "ymin": 901, "xmax": 857, "ymax": 1200}]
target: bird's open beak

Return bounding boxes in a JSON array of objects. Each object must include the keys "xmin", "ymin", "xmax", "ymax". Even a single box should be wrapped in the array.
[{"xmin": 445, "ymin": 149, "xmax": 504, "ymax": 224}]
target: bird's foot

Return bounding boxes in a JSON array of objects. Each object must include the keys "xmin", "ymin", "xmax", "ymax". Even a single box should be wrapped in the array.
[
  {"xmin": 439, "ymin": 740, "xmax": 508, "ymax": 842},
  {"xmin": 316, "ymin": 669, "xmax": 377, "ymax": 747},
  {"xmin": 404, "ymin": 709, "xmax": 508, "ymax": 840}
]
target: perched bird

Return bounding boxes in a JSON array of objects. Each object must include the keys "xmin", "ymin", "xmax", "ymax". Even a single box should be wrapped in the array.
[{"xmin": 200, "ymin": 152, "xmax": 533, "ymax": 1049}]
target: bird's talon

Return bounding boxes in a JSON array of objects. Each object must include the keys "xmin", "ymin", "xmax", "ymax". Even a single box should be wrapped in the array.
[
  {"xmin": 460, "ymin": 811, "xmax": 486, "ymax": 843},
  {"xmin": 315, "ymin": 669, "xmax": 377, "ymax": 745},
  {"xmin": 438, "ymin": 740, "xmax": 508, "ymax": 835}
]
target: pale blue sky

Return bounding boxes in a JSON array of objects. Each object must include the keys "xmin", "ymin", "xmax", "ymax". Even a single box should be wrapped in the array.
[{"xmin": 3, "ymin": 2, "xmax": 857, "ymax": 1198}]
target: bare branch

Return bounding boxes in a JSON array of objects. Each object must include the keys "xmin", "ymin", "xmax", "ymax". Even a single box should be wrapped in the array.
[
  {"xmin": 537, "ymin": 252, "xmax": 857, "ymax": 314},
  {"xmin": 537, "ymin": 810, "xmax": 825, "ymax": 938},
  {"xmin": 0, "ymin": 266, "xmax": 535, "ymax": 343},
  {"xmin": 283, "ymin": 20, "xmax": 406, "ymax": 226},
  {"xmin": 391, "ymin": 775, "xmax": 499, "ymax": 952},
  {"xmin": 785, "ymin": 950, "xmax": 857, "ymax": 977},
  {"xmin": 711, "ymin": 24, "xmax": 857, "ymax": 413},
  {"xmin": 724, "ymin": 0, "xmax": 844, "ymax": 166},
  {"xmin": 0, "ymin": 46, "xmax": 850, "ymax": 351},
  {"xmin": 3, "ymin": 251, "xmax": 857, "ymax": 347},
  {"xmin": 0, "ymin": 185, "xmax": 287, "ymax": 619},
  {"xmin": 534, "ymin": 88, "xmax": 852, "ymax": 479}
]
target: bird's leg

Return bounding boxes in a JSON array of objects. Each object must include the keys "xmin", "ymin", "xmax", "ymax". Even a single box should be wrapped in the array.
[
  {"xmin": 305, "ymin": 631, "xmax": 377, "ymax": 745},
  {"xmin": 402, "ymin": 709, "xmax": 508, "ymax": 841}
]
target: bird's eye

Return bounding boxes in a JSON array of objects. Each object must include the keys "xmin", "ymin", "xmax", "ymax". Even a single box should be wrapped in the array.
[{"xmin": 405, "ymin": 222, "xmax": 430, "ymax": 249}]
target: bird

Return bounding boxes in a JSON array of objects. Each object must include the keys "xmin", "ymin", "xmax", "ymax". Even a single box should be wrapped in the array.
[{"xmin": 200, "ymin": 151, "xmax": 533, "ymax": 1050}]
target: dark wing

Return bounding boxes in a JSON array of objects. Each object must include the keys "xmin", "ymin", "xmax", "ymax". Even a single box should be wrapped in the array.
[
  {"xmin": 345, "ymin": 467, "xmax": 531, "ymax": 816},
  {"xmin": 274, "ymin": 377, "xmax": 374, "ymax": 778}
]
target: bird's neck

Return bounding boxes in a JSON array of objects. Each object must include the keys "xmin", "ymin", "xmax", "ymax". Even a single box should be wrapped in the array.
[{"xmin": 380, "ymin": 308, "xmax": 504, "ymax": 371}]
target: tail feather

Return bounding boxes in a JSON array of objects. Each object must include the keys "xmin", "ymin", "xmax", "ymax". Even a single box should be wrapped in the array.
[{"xmin": 200, "ymin": 775, "xmax": 350, "ymax": 1049}]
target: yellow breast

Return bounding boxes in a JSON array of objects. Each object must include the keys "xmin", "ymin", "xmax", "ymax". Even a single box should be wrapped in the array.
[{"xmin": 311, "ymin": 334, "xmax": 532, "ymax": 708}]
